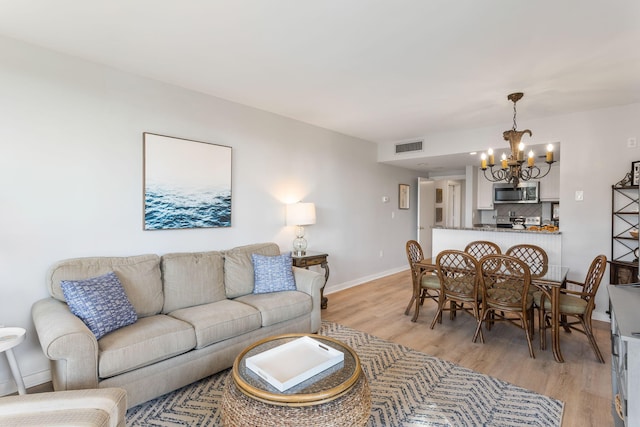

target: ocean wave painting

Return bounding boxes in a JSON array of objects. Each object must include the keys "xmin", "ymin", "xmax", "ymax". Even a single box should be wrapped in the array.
[
  {"xmin": 145, "ymin": 185, "xmax": 231, "ymax": 230},
  {"xmin": 143, "ymin": 133, "xmax": 232, "ymax": 230}
]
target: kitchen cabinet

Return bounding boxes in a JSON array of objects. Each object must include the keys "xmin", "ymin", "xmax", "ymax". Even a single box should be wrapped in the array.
[
  {"xmin": 476, "ymin": 168, "xmax": 494, "ymax": 210},
  {"xmin": 609, "ymin": 286, "xmax": 640, "ymax": 426},
  {"xmin": 538, "ymin": 162, "xmax": 560, "ymax": 201}
]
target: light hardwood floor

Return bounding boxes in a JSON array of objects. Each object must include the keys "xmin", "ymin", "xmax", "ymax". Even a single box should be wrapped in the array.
[{"xmin": 322, "ymin": 270, "xmax": 614, "ymax": 427}]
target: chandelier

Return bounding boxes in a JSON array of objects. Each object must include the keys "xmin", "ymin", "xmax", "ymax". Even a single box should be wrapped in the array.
[{"xmin": 480, "ymin": 92, "xmax": 555, "ymax": 188}]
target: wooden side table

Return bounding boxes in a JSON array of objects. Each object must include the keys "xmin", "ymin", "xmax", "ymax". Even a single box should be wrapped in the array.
[
  {"xmin": 0, "ymin": 327, "xmax": 27, "ymax": 395},
  {"xmin": 292, "ymin": 251, "xmax": 329, "ymax": 309}
]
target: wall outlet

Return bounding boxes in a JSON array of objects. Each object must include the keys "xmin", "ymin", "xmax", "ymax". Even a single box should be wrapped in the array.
[
  {"xmin": 575, "ymin": 190, "xmax": 584, "ymax": 201},
  {"xmin": 628, "ymin": 138, "xmax": 637, "ymax": 148},
  {"xmin": 379, "ymin": 250, "xmax": 384, "ymax": 258}
]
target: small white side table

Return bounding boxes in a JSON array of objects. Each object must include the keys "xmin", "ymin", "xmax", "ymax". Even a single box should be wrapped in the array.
[{"xmin": 0, "ymin": 327, "xmax": 27, "ymax": 395}]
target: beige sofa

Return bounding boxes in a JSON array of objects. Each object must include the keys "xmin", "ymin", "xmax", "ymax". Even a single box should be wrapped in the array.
[{"xmin": 31, "ymin": 243, "xmax": 324, "ymax": 408}]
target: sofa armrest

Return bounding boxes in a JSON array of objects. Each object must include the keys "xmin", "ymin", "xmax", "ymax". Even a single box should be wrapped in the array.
[
  {"xmin": 293, "ymin": 266, "xmax": 324, "ymax": 296},
  {"xmin": 31, "ymin": 298, "xmax": 99, "ymax": 390},
  {"xmin": 293, "ymin": 267, "xmax": 325, "ymax": 332},
  {"xmin": 0, "ymin": 387, "xmax": 127, "ymax": 427}
]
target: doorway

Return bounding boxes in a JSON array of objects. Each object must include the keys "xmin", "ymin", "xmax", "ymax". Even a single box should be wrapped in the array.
[
  {"xmin": 447, "ymin": 181, "xmax": 462, "ymax": 228},
  {"xmin": 417, "ymin": 178, "xmax": 435, "ymax": 259}
]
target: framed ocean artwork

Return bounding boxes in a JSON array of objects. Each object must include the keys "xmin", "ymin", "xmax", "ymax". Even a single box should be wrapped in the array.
[{"xmin": 143, "ymin": 133, "xmax": 232, "ymax": 230}]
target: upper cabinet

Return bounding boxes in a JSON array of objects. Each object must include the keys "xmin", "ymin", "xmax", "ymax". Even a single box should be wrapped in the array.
[
  {"xmin": 476, "ymin": 168, "xmax": 494, "ymax": 210},
  {"xmin": 538, "ymin": 162, "xmax": 560, "ymax": 201}
]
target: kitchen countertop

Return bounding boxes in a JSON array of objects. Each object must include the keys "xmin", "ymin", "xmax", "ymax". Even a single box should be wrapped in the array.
[{"xmin": 433, "ymin": 225, "xmax": 562, "ymax": 235}]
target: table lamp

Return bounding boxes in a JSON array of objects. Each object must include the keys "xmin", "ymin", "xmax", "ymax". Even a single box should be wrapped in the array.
[{"xmin": 286, "ymin": 202, "xmax": 316, "ymax": 256}]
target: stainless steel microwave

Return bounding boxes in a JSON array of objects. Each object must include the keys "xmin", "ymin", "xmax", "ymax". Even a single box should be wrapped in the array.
[{"xmin": 493, "ymin": 182, "xmax": 540, "ymax": 204}]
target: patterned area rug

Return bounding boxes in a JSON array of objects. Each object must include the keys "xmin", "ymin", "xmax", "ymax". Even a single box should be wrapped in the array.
[{"xmin": 127, "ymin": 322, "xmax": 563, "ymax": 426}]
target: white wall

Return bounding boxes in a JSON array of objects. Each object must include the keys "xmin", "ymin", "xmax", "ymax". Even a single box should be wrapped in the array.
[
  {"xmin": 0, "ymin": 36, "xmax": 420, "ymax": 393},
  {"xmin": 380, "ymin": 102, "xmax": 640, "ymax": 323}
]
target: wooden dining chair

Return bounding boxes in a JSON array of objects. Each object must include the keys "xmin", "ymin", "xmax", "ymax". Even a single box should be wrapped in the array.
[
  {"xmin": 474, "ymin": 254, "xmax": 535, "ymax": 358},
  {"xmin": 405, "ymin": 240, "xmax": 441, "ymax": 322},
  {"xmin": 464, "ymin": 240, "xmax": 501, "ymax": 260},
  {"xmin": 505, "ymin": 244, "xmax": 548, "ymax": 278},
  {"xmin": 431, "ymin": 250, "xmax": 482, "ymax": 339},
  {"xmin": 535, "ymin": 254, "xmax": 607, "ymax": 363}
]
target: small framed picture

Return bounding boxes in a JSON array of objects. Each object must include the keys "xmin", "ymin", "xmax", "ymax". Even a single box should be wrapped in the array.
[
  {"xmin": 632, "ymin": 161, "xmax": 640, "ymax": 186},
  {"xmin": 399, "ymin": 184, "xmax": 410, "ymax": 209}
]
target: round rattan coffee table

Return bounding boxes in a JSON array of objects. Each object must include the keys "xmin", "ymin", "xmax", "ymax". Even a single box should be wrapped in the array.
[{"xmin": 221, "ymin": 333, "xmax": 371, "ymax": 427}]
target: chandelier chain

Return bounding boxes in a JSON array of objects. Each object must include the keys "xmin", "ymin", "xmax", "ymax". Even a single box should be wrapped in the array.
[{"xmin": 512, "ymin": 100, "xmax": 518, "ymax": 131}]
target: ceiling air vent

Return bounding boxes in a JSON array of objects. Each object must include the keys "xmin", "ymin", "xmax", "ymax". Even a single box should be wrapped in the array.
[{"xmin": 395, "ymin": 140, "xmax": 423, "ymax": 154}]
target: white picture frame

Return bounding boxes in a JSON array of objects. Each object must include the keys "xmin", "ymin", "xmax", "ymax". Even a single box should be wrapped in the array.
[{"xmin": 143, "ymin": 132, "xmax": 232, "ymax": 230}]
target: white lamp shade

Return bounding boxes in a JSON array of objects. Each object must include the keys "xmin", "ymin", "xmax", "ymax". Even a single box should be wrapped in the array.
[{"xmin": 286, "ymin": 202, "xmax": 316, "ymax": 226}]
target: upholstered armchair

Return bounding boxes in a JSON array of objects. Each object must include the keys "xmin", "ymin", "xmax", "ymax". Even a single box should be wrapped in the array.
[{"xmin": 0, "ymin": 387, "xmax": 127, "ymax": 427}]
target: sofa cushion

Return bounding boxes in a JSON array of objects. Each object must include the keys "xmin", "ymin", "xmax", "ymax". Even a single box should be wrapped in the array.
[
  {"xmin": 235, "ymin": 291, "xmax": 312, "ymax": 327},
  {"xmin": 47, "ymin": 255, "xmax": 163, "ymax": 317},
  {"xmin": 98, "ymin": 315, "xmax": 196, "ymax": 378},
  {"xmin": 223, "ymin": 243, "xmax": 280, "ymax": 298},
  {"xmin": 61, "ymin": 272, "xmax": 138, "ymax": 340},
  {"xmin": 252, "ymin": 252, "xmax": 296, "ymax": 294},
  {"xmin": 161, "ymin": 251, "xmax": 225, "ymax": 313},
  {"xmin": 168, "ymin": 300, "xmax": 261, "ymax": 349}
]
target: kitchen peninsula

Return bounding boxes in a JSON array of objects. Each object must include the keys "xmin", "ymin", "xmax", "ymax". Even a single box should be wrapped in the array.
[{"xmin": 432, "ymin": 226, "xmax": 562, "ymax": 265}]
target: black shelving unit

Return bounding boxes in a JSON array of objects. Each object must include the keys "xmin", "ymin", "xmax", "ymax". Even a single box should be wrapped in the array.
[{"xmin": 610, "ymin": 185, "xmax": 639, "ymax": 284}]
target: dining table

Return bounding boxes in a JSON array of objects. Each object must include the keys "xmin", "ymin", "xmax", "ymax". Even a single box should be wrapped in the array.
[{"xmin": 413, "ymin": 258, "xmax": 569, "ymax": 363}]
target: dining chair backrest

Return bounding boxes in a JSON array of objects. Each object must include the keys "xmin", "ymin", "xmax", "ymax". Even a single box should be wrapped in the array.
[
  {"xmin": 406, "ymin": 240, "xmax": 424, "ymax": 266},
  {"xmin": 506, "ymin": 244, "xmax": 548, "ymax": 278},
  {"xmin": 478, "ymin": 254, "xmax": 532, "ymax": 310},
  {"xmin": 464, "ymin": 240, "xmax": 501, "ymax": 260},
  {"xmin": 435, "ymin": 250, "xmax": 480, "ymax": 298},
  {"xmin": 580, "ymin": 254, "xmax": 607, "ymax": 302},
  {"xmin": 405, "ymin": 240, "xmax": 425, "ymax": 292}
]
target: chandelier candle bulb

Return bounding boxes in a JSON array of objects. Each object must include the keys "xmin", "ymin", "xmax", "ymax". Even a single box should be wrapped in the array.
[
  {"xmin": 517, "ymin": 142, "xmax": 525, "ymax": 161},
  {"xmin": 501, "ymin": 153, "xmax": 508, "ymax": 169},
  {"xmin": 527, "ymin": 150, "xmax": 535, "ymax": 167},
  {"xmin": 488, "ymin": 148, "xmax": 495, "ymax": 166},
  {"xmin": 481, "ymin": 153, "xmax": 487, "ymax": 169},
  {"xmin": 546, "ymin": 144, "xmax": 554, "ymax": 163}
]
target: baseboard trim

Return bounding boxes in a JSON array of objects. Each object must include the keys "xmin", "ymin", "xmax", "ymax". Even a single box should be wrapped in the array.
[
  {"xmin": 324, "ymin": 265, "xmax": 407, "ymax": 295},
  {"xmin": 592, "ymin": 312, "xmax": 611, "ymax": 323},
  {"xmin": 0, "ymin": 369, "xmax": 51, "ymax": 396}
]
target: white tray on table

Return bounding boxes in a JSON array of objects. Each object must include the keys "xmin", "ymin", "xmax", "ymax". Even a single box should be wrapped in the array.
[{"xmin": 245, "ymin": 336, "xmax": 344, "ymax": 392}]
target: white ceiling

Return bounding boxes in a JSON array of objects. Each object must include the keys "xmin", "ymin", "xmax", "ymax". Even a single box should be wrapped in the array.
[{"xmin": 1, "ymin": 1, "xmax": 638, "ymax": 173}]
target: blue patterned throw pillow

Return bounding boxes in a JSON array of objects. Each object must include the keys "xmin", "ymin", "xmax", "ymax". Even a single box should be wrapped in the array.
[
  {"xmin": 252, "ymin": 252, "xmax": 297, "ymax": 294},
  {"xmin": 61, "ymin": 271, "xmax": 138, "ymax": 339}
]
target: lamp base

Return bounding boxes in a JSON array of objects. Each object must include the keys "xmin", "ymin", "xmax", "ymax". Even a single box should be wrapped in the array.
[{"xmin": 292, "ymin": 236, "xmax": 308, "ymax": 256}]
